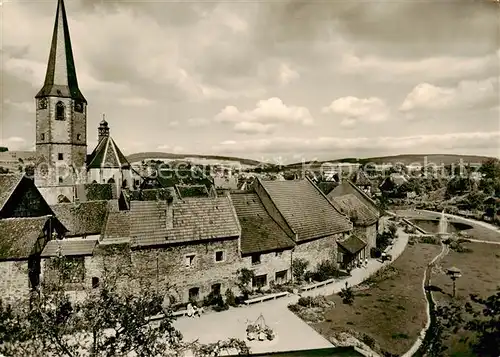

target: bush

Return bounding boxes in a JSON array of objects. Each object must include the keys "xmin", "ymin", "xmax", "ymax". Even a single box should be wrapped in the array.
[
  {"xmin": 225, "ymin": 289, "xmax": 237, "ymax": 307},
  {"xmin": 203, "ymin": 291, "xmax": 229, "ymax": 311},
  {"xmin": 338, "ymin": 284, "xmax": 355, "ymax": 305},
  {"xmin": 370, "ymin": 247, "xmax": 381, "ymax": 258},
  {"xmin": 312, "ymin": 260, "xmax": 339, "ymax": 282},
  {"xmin": 361, "ymin": 334, "xmax": 376, "ymax": 349},
  {"xmin": 292, "ymin": 259, "xmax": 309, "ymax": 283},
  {"xmin": 236, "ymin": 268, "xmax": 254, "ymax": 299}
]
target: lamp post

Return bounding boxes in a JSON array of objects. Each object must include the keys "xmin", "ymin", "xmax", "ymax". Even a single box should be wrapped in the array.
[{"xmin": 446, "ymin": 266, "xmax": 462, "ymax": 298}]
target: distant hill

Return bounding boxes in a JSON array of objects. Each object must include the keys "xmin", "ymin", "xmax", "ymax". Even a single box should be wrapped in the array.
[
  {"xmin": 127, "ymin": 152, "xmax": 264, "ymax": 167},
  {"xmin": 286, "ymin": 154, "xmax": 495, "ymax": 169}
]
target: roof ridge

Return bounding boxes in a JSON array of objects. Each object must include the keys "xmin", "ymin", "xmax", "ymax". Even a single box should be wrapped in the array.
[
  {"xmin": 256, "ymin": 177, "xmax": 297, "ymax": 237},
  {"xmin": 305, "ymin": 176, "xmax": 353, "ymax": 228}
]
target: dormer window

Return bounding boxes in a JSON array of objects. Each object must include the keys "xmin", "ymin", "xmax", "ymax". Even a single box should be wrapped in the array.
[{"xmin": 56, "ymin": 101, "xmax": 65, "ymax": 121}]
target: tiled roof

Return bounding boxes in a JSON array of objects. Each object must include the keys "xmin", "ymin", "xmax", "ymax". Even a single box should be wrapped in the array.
[
  {"xmin": 327, "ymin": 181, "xmax": 380, "ymax": 215},
  {"xmin": 87, "ymin": 136, "xmax": 130, "ymax": 169},
  {"xmin": 50, "ymin": 201, "xmax": 108, "ymax": 237},
  {"xmin": 231, "ymin": 192, "xmax": 295, "ymax": 255},
  {"xmin": 331, "ymin": 194, "xmax": 378, "ymax": 226},
  {"xmin": 0, "ymin": 174, "xmax": 23, "ymax": 212},
  {"xmin": 0, "ymin": 217, "xmax": 48, "ymax": 259},
  {"xmin": 41, "ymin": 238, "xmax": 97, "ymax": 257},
  {"xmin": 338, "ymin": 235, "xmax": 367, "ymax": 255},
  {"xmin": 101, "ymin": 211, "xmax": 131, "ymax": 244},
  {"xmin": 130, "ymin": 196, "xmax": 240, "ymax": 247},
  {"xmin": 351, "ymin": 171, "xmax": 373, "ymax": 187},
  {"xmin": 259, "ymin": 179, "xmax": 352, "ymax": 241}
]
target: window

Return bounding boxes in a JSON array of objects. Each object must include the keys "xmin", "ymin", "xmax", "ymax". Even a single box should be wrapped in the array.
[
  {"xmin": 211, "ymin": 283, "xmax": 221, "ymax": 295},
  {"xmin": 58, "ymin": 153, "xmax": 64, "ymax": 160},
  {"xmin": 252, "ymin": 274, "xmax": 267, "ymax": 289},
  {"xmin": 275, "ymin": 251, "xmax": 283, "ymax": 258},
  {"xmin": 92, "ymin": 277, "xmax": 100, "ymax": 289},
  {"xmin": 215, "ymin": 250, "xmax": 224, "ymax": 262},
  {"xmin": 55, "ymin": 101, "xmax": 65, "ymax": 121},
  {"xmin": 185, "ymin": 254, "xmax": 195, "ymax": 267},
  {"xmin": 275, "ymin": 270, "xmax": 288, "ymax": 285},
  {"xmin": 188, "ymin": 287, "xmax": 200, "ymax": 301},
  {"xmin": 58, "ymin": 177, "xmax": 63, "ymax": 184},
  {"xmin": 38, "ymin": 98, "xmax": 47, "ymax": 110},
  {"xmin": 41, "ymin": 133, "xmax": 45, "ymax": 141},
  {"xmin": 251, "ymin": 254, "xmax": 261, "ymax": 265},
  {"xmin": 77, "ymin": 134, "xmax": 81, "ymax": 141}
]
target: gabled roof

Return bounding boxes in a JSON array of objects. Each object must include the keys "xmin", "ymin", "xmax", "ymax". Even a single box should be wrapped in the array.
[
  {"xmin": 129, "ymin": 196, "xmax": 240, "ymax": 247},
  {"xmin": 330, "ymin": 194, "xmax": 378, "ymax": 226},
  {"xmin": 41, "ymin": 238, "xmax": 98, "ymax": 257},
  {"xmin": 101, "ymin": 211, "xmax": 131, "ymax": 245},
  {"xmin": 87, "ymin": 136, "xmax": 130, "ymax": 170},
  {"xmin": 338, "ymin": 235, "xmax": 367, "ymax": 255},
  {"xmin": 231, "ymin": 192, "xmax": 295, "ymax": 255},
  {"xmin": 328, "ymin": 180, "xmax": 379, "ymax": 213},
  {"xmin": 0, "ymin": 174, "xmax": 23, "ymax": 213},
  {"xmin": 35, "ymin": 0, "xmax": 86, "ymax": 102},
  {"xmin": 50, "ymin": 201, "xmax": 108, "ymax": 237},
  {"xmin": 258, "ymin": 178, "xmax": 352, "ymax": 241},
  {"xmin": 0, "ymin": 217, "xmax": 49, "ymax": 259}
]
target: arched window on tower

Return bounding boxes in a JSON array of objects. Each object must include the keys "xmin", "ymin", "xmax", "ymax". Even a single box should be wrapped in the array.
[{"xmin": 56, "ymin": 101, "xmax": 65, "ymax": 121}]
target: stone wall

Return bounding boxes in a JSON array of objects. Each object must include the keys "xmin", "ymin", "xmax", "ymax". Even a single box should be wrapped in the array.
[
  {"xmin": 89, "ymin": 239, "xmax": 244, "ymax": 303},
  {"xmin": 293, "ymin": 234, "xmax": 340, "ymax": 270},
  {"xmin": 242, "ymin": 250, "xmax": 293, "ymax": 289},
  {"xmin": 0, "ymin": 260, "xmax": 30, "ymax": 305}
]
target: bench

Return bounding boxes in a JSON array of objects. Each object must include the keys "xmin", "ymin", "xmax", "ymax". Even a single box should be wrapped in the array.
[
  {"xmin": 244, "ymin": 291, "xmax": 290, "ymax": 305},
  {"xmin": 299, "ymin": 278, "xmax": 336, "ymax": 292}
]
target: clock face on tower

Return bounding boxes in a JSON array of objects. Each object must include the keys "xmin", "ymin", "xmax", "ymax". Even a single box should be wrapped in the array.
[
  {"xmin": 75, "ymin": 101, "xmax": 84, "ymax": 113},
  {"xmin": 37, "ymin": 98, "xmax": 48, "ymax": 110}
]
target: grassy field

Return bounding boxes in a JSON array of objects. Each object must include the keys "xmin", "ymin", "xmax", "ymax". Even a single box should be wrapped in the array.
[
  {"xmin": 430, "ymin": 241, "xmax": 500, "ymax": 357},
  {"xmin": 313, "ymin": 243, "xmax": 442, "ymax": 356}
]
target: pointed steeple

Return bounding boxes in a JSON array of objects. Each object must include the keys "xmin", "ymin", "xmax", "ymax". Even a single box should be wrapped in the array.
[{"xmin": 35, "ymin": 0, "xmax": 86, "ymax": 102}]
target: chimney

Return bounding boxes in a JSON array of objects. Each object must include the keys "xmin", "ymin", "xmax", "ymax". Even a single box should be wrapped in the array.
[{"xmin": 98, "ymin": 114, "xmax": 110, "ymax": 142}]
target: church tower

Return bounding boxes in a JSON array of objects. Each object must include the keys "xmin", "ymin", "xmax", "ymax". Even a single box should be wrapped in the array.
[{"xmin": 35, "ymin": 0, "xmax": 87, "ymax": 191}]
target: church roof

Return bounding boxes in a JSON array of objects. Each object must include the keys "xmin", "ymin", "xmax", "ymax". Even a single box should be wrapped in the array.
[
  {"xmin": 35, "ymin": 0, "xmax": 86, "ymax": 102},
  {"xmin": 87, "ymin": 136, "xmax": 130, "ymax": 170}
]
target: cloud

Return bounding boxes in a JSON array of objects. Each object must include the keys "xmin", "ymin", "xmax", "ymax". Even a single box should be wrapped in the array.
[
  {"xmin": 400, "ymin": 77, "xmax": 499, "ymax": 112},
  {"xmin": 339, "ymin": 51, "xmax": 499, "ymax": 82},
  {"xmin": 214, "ymin": 97, "xmax": 313, "ymax": 129},
  {"xmin": 322, "ymin": 96, "xmax": 390, "ymax": 127},
  {"xmin": 168, "ymin": 121, "xmax": 180, "ymax": 128},
  {"xmin": 118, "ymin": 97, "xmax": 155, "ymax": 107},
  {"xmin": 234, "ymin": 122, "xmax": 275, "ymax": 134},
  {"xmin": 279, "ymin": 63, "xmax": 300, "ymax": 85},
  {"xmin": 187, "ymin": 118, "xmax": 210, "ymax": 127},
  {"xmin": 213, "ymin": 131, "xmax": 500, "ymax": 155},
  {"xmin": 1, "ymin": 136, "xmax": 28, "ymax": 151},
  {"xmin": 3, "ymin": 99, "xmax": 35, "ymax": 114}
]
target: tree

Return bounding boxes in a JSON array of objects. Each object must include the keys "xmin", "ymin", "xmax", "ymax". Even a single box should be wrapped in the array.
[
  {"xmin": 291, "ymin": 258, "xmax": 309, "ymax": 283},
  {"xmin": 479, "ymin": 158, "xmax": 500, "ymax": 181},
  {"xmin": 0, "ymin": 254, "xmax": 250, "ymax": 357},
  {"xmin": 422, "ymin": 289, "xmax": 500, "ymax": 357}
]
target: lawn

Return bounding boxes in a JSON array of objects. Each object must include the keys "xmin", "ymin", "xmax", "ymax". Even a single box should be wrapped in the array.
[
  {"xmin": 312, "ymin": 243, "xmax": 442, "ymax": 356},
  {"xmin": 430, "ymin": 241, "xmax": 500, "ymax": 357}
]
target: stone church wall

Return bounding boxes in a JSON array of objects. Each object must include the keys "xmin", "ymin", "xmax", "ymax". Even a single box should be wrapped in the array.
[{"xmin": 0, "ymin": 260, "xmax": 30, "ymax": 306}]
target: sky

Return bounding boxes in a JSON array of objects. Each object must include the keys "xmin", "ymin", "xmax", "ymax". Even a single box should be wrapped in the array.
[{"xmin": 1, "ymin": 0, "xmax": 499, "ymax": 164}]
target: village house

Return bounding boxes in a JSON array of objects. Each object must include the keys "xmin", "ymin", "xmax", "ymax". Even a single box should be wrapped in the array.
[
  {"xmin": 0, "ymin": 174, "xmax": 67, "ymax": 304},
  {"xmin": 231, "ymin": 191, "xmax": 295, "ymax": 289},
  {"xmin": 350, "ymin": 170, "xmax": 374, "ymax": 196},
  {"xmin": 253, "ymin": 178, "xmax": 353, "ymax": 271},
  {"xmin": 327, "ymin": 180, "xmax": 382, "ymax": 268}
]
